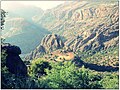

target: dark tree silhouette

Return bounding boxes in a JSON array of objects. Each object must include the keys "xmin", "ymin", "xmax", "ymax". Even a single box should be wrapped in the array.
[{"xmin": 1, "ymin": 9, "xmax": 7, "ymax": 30}]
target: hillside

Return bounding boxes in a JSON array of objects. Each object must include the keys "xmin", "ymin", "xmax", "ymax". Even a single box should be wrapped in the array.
[
  {"xmin": 33, "ymin": 0, "xmax": 118, "ymax": 52},
  {"xmin": 2, "ymin": 5, "xmax": 50, "ymax": 54},
  {"xmin": 24, "ymin": 0, "xmax": 119, "ymax": 61},
  {"xmin": 25, "ymin": 34, "xmax": 64, "ymax": 60},
  {"xmin": 1, "ymin": 1, "xmax": 119, "ymax": 89},
  {"xmin": 2, "ymin": 0, "xmax": 118, "ymax": 54},
  {"xmin": 3, "ymin": 17, "xmax": 50, "ymax": 53}
]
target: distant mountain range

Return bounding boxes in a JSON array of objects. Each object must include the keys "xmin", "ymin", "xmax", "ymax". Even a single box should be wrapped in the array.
[
  {"xmin": 2, "ymin": 0, "xmax": 119, "ymax": 55},
  {"xmin": 2, "ymin": 4, "xmax": 50, "ymax": 54}
]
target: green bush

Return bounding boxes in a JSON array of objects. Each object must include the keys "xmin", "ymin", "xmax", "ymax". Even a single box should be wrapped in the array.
[
  {"xmin": 37, "ymin": 61, "xmax": 102, "ymax": 89},
  {"xmin": 29, "ymin": 58, "xmax": 51, "ymax": 78},
  {"xmin": 100, "ymin": 73, "xmax": 119, "ymax": 89}
]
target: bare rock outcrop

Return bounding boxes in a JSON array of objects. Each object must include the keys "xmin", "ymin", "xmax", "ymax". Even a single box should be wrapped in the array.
[{"xmin": 25, "ymin": 34, "xmax": 64, "ymax": 60}]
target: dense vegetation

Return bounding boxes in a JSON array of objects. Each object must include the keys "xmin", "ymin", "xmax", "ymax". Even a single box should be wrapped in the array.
[{"xmin": 1, "ymin": 51, "xmax": 119, "ymax": 89}]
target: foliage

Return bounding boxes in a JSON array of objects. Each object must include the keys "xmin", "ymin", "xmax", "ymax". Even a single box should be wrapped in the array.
[
  {"xmin": 37, "ymin": 61, "xmax": 102, "ymax": 89},
  {"xmin": 1, "ymin": 50, "xmax": 7, "ymax": 68},
  {"xmin": 2, "ymin": 73, "xmax": 40, "ymax": 89},
  {"xmin": 1, "ymin": 4, "xmax": 119, "ymax": 89},
  {"xmin": 1, "ymin": 9, "xmax": 7, "ymax": 30},
  {"xmin": 28, "ymin": 58, "xmax": 51, "ymax": 78},
  {"xmin": 1, "ymin": 52, "xmax": 119, "ymax": 89},
  {"xmin": 23, "ymin": 60, "xmax": 31, "ymax": 65},
  {"xmin": 100, "ymin": 72, "xmax": 119, "ymax": 89},
  {"xmin": 1, "ymin": 48, "xmax": 118, "ymax": 89},
  {"xmin": 1, "ymin": 50, "xmax": 9, "ymax": 74},
  {"xmin": 1, "ymin": 9, "xmax": 6, "ymax": 44},
  {"xmin": 1, "ymin": 38, "xmax": 6, "ymax": 44}
]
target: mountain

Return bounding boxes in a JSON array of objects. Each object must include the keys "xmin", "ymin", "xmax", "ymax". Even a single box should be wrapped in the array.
[
  {"xmin": 40, "ymin": 34, "xmax": 64, "ymax": 52},
  {"xmin": 33, "ymin": 0, "xmax": 118, "ymax": 52},
  {"xmin": 1, "ymin": 1, "xmax": 119, "ymax": 89},
  {"xmin": 2, "ymin": 4, "xmax": 50, "ymax": 54},
  {"xmin": 3, "ymin": 17, "xmax": 50, "ymax": 54},
  {"xmin": 25, "ymin": 34, "xmax": 64, "ymax": 60},
  {"xmin": 3, "ymin": 0, "xmax": 119, "ymax": 55}
]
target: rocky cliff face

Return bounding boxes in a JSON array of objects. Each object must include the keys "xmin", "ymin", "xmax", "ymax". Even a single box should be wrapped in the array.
[
  {"xmin": 41, "ymin": 34, "xmax": 64, "ymax": 52},
  {"xmin": 65, "ymin": 21, "xmax": 119, "ymax": 52},
  {"xmin": 34, "ymin": 0, "xmax": 119, "ymax": 52},
  {"xmin": 26, "ymin": 0, "xmax": 119, "ymax": 60},
  {"xmin": 1, "ymin": 43, "xmax": 27, "ymax": 75},
  {"xmin": 3, "ymin": 0, "xmax": 119, "ymax": 55},
  {"xmin": 25, "ymin": 34, "xmax": 64, "ymax": 60}
]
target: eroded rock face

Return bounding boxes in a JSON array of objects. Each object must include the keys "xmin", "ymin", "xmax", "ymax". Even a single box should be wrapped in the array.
[
  {"xmin": 26, "ymin": 45, "xmax": 46, "ymax": 60},
  {"xmin": 65, "ymin": 21, "xmax": 119, "ymax": 52},
  {"xmin": 41, "ymin": 34, "xmax": 64, "ymax": 52},
  {"xmin": 25, "ymin": 34, "xmax": 64, "ymax": 60},
  {"xmin": 36, "ymin": 0, "xmax": 118, "ymax": 52},
  {"xmin": 26, "ymin": 1, "xmax": 119, "ymax": 60},
  {"xmin": 1, "ymin": 43, "xmax": 27, "ymax": 75}
]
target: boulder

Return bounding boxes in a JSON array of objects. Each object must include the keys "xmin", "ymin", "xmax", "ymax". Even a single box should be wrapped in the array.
[{"xmin": 1, "ymin": 43, "xmax": 27, "ymax": 76}]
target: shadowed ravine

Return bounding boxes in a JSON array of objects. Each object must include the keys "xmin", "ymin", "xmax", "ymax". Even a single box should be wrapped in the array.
[{"xmin": 74, "ymin": 57, "xmax": 119, "ymax": 72}]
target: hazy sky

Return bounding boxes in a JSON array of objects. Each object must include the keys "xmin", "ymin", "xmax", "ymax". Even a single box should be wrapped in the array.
[{"xmin": 1, "ymin": 1, "xmax": 67, "ymax": 10}]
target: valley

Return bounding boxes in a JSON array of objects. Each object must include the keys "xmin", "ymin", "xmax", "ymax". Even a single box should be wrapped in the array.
[{"xmin": 1, "ymin": 0, "xmax": 119, "ymax": 89}]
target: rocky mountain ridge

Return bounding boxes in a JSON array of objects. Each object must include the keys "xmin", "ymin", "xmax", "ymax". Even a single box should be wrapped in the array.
[
  {"xmin": 27, "ymin": 0, "xmax": 119, "ymax": 59},
  {"xmin": 3, "ymin": 0, "xmax": 119, "ymax": 57},
  {"xmin": 26, "ymin": 34, "xmax": 64, "ymax": 60}
]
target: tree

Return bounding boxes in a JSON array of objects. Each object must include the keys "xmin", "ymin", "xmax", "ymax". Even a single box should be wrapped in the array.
[
  {"xmin": 1, "ymin": 9, "xmax": 7, "ymax": 43},
  {"xmin": 37, "ymin": 61, "xmax": 102, "ymax": 89},
  {"xmin": 29, "ymin": 58, "xmax": 51, "ymax": 78},
  {"xmin": 1, "ymin": 9, "xmax": 7, "ymax": 30}
]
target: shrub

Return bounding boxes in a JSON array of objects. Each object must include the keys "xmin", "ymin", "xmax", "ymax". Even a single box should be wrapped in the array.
[
  {"xmin": 37, "ymin": 61, "xmax": 102, "ymax": 89},
  {"xmin": 100, "ymin": 73, "xmax": 119, "ymax": 89},
  {"xmin": 29, "ymin": 58, "xmax": 51, "ymax": 78}
]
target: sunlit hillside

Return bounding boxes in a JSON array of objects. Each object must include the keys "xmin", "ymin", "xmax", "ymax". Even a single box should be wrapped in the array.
[{"xmin": 1, "ymin": 0, "xmax": 119, "ymax": 89}]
